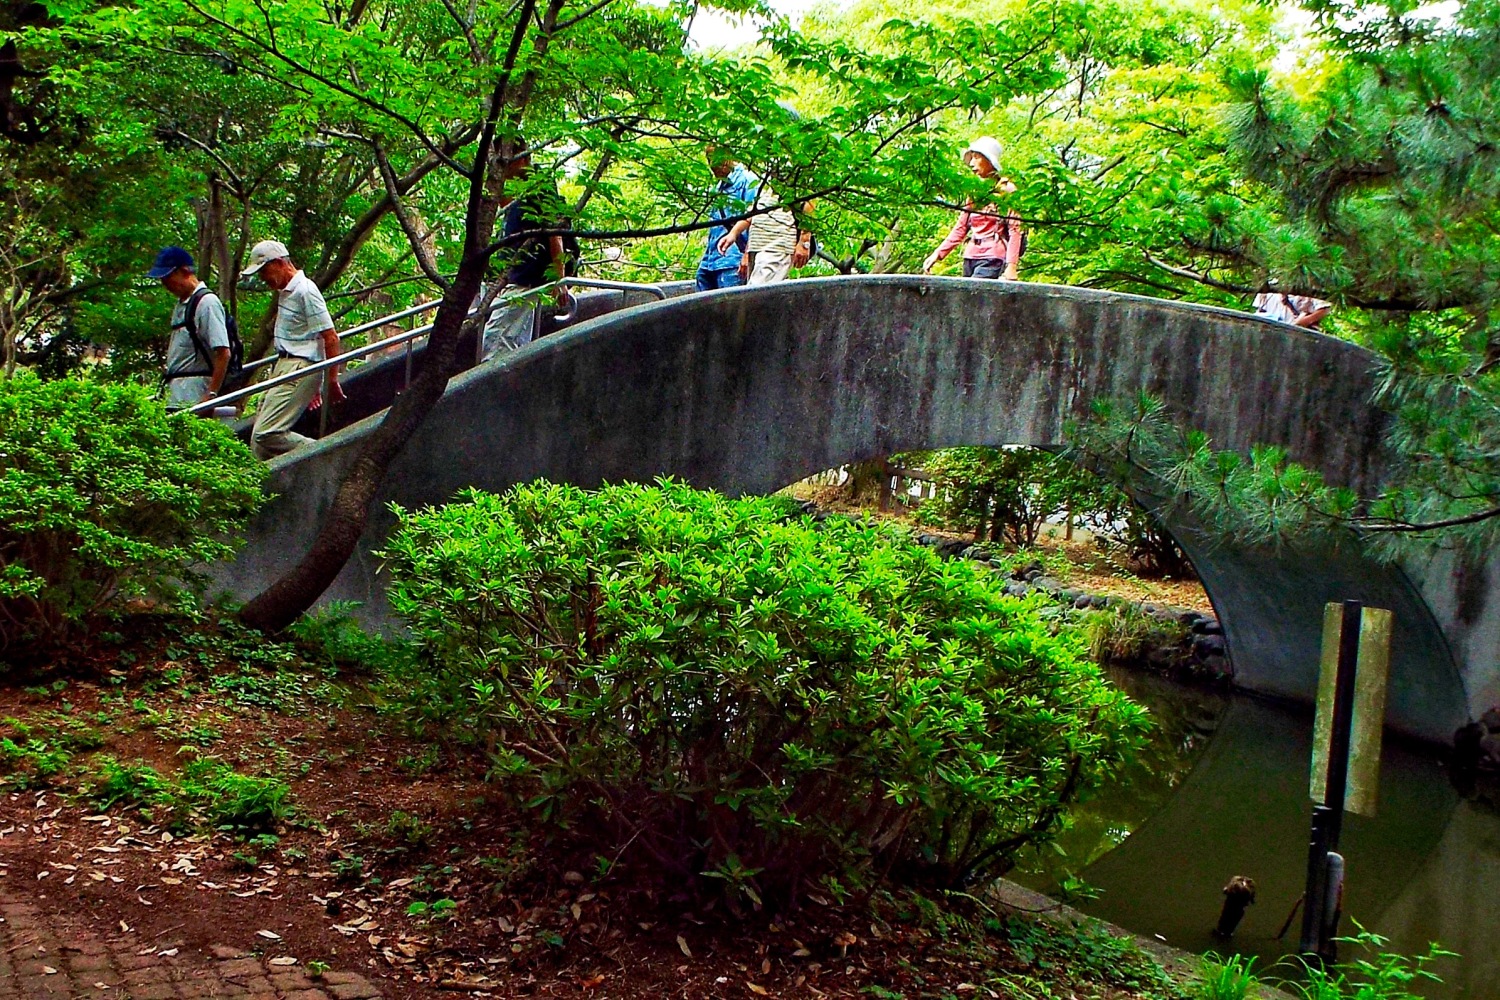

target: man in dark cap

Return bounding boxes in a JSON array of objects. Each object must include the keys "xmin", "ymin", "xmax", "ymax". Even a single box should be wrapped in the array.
[{"xmin": 148, "ymin": 246, "xmax": 231, "ymax": 411}]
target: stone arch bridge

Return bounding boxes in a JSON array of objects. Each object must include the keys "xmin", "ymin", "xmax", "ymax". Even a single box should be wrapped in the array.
[{"xmin": 219, "ymin": 276, "xmax": 1496, "ymax": 744}]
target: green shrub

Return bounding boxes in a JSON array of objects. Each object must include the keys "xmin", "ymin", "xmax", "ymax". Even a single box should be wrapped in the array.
[
  {"xmin": 290, "ymin": 600, "xmax": 414, "ymax": 673},
  {"xmin": 1084, "ymin": 605, "xmax": 1189, "ymax": 666},
  {"xmin": 382, "ymin": 479, "xmax": 1148, "ymax": 905},
  {"xmin": 85, "ymin": 756, "xmax": 291, "ymax": 834},
  {"xmin": 89, "ymin": 757, "xmax": 178, "ymax": 813},
  {"xmin": 1286, "ymin": 929, "xmax": 1456, "ymax": 1000},
  {"xmin": 0, "ymin": 372, "xmax": 266, "ymax": 651},
  {"xmin": 0, "ymin": 736, "xmax": 71, "ymax": 788}
]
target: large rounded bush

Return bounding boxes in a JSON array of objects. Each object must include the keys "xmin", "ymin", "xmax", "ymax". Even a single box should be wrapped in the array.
[
  {"xmin": 383, "ymin": 479, "xmax": 1148, "ymax": 903},
  {"xmin": 0, "ymin": 373, "xmax": 266, "ymax": 651}
]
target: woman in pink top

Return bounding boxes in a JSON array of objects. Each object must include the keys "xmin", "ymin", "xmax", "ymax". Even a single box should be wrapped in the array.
[{"xmin": 922, "ymin": 136, "xmax": 1023, "ymax": 280}]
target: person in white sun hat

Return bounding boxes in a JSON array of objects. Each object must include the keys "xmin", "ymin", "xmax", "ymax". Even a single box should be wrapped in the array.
[
  {"xmin": 922, "ymin": 136, "xmax": 1024, "ymax": 281},
  {"xmin": 240, "ymin": 240, "xmax": 345, "ymax": 460}
]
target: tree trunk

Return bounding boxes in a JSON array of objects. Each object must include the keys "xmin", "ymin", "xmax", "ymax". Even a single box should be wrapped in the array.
[
  {"xmin": 843, "ymin": 459, "xmax": 887, "ymax": 503},
  {"xmin": 237, "ymin": 0, "xmax": 568, "ymax": 633},
  {"xmin": 211, "ymin": 179, "xmax": 234, "ymax": 306},
  {"xmin": 236, "ymin": 245, "xmax": 492, "ymax": 633}
]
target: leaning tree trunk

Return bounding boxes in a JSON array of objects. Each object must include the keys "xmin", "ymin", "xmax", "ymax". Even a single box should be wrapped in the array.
[
  {"xmin": 237, "ymin": 0, "xmax": 562, "ymax": 634},
  {"xmin": 236, "ymin": 248, "xmax": 491, "ymax": 633}
]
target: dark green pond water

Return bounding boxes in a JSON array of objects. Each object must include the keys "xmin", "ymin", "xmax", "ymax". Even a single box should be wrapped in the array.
[{"xmin": 1015, "ymin": 668, "xmax": 1499, "ymax": 998}]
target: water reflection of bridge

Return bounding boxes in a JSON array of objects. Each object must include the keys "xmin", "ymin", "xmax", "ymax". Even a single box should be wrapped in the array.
[{"xmin": 216, "ymin": 276, "xmax": 1486, "ymax": 744}]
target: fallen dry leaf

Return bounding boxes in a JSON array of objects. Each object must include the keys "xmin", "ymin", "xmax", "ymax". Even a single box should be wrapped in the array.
[
  {"xmin": 677, "ymin": 934, "xmax": 692, "ymax": 959},
  {"xmin": 256, "ymin": 930, "xmax": 281, "ymax": 940}
]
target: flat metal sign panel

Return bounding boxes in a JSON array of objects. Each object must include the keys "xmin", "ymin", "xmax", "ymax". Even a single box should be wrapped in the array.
[{"xmin": 1310, "ymin": 603, "xmax": 1392, "ymax": 817}]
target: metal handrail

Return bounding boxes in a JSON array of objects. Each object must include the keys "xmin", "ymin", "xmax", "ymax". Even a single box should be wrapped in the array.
[
  {"xmin": 186, "ymin": 279, "xmax": 664, "ymax": 419},
  {"xmin": 241, "ymin": 300, "xmax": 442, "ymax": 375},
  {"xmin": 186, "ymin": 318, "xmax": 439, "ymax": 416},
  {"xmin": 551, "ymin": 278, "xmax": 666, "ymax": 323}
]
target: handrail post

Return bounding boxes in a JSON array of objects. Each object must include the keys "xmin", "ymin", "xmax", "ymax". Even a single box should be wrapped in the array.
[
  {"xmin": 475, "ymin": 288, "xmax": 487, "ymax": 366},
  {"xmin": 318, "ymin": 368, "xmax": 331, "ymax": 438}
]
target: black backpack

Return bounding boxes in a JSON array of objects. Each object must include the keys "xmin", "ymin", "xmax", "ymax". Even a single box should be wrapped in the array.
[
  {"xmin": 560, "ymin": 221, "xmax": 583, "ymax": 277},
  {"xmin": 179, "ymin": 285, "xmax": 246, "ymax": 390},
  {"xmin": 1001, "ymin": 216, "xmax": 1027, "ymax": 260}
]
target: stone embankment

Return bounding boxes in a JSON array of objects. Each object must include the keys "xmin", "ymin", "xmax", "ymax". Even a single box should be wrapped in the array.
[{"xmin": 1453, "ymin": 708, "xmax": 1500, "ymax": 809}]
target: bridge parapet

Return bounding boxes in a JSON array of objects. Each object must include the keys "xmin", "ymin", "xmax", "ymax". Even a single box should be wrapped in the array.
[{"xmin": 217, "ymin": 276, "xmax": 1476, "ymax": 743}]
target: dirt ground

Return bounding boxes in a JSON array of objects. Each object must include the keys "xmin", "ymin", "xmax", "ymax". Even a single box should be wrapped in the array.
[{"xmin": 0, "ymin": 618, "xmax": 1189, "ymax": 999}]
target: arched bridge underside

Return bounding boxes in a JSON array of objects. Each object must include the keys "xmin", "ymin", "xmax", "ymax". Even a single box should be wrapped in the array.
[{"xmin": 219, "ymin": 276, "xmax": 1484, "ymax": 744}]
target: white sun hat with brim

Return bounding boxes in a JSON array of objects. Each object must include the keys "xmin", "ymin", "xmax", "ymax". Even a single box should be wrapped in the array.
[
  {"xmin": 962, "ymin": 136, "xmax": 1004, "ymax": 172},
  {"xmin": 240, "ymin": 239, "xmax": 291, "ymax": 276}
]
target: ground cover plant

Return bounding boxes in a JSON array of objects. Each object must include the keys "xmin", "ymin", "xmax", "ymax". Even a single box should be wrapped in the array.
[
  {"xmin": 0, "ymin": 598, "xmax": 1203, "ymax": 999},
  {"xmin": 0, "ymin": 373, "xmax": 265, "ymax": 657},
  {"xmin": 381, "ymin": 478, "xmax": 1151, "ymax": 909}
]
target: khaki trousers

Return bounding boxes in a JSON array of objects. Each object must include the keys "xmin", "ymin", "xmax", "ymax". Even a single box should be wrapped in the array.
[
  {"xmin": 746, "ymin": 248, "xmax": 794, "ymax": 285},
  {"xmin": 251, "ymin": 356, "xmax": 320, "ymax": 460}
]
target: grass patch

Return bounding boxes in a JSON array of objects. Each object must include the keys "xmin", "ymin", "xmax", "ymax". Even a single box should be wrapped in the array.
[{"xmin": 84, "ymin": 755, "xmax": 294, "ymax": 835}]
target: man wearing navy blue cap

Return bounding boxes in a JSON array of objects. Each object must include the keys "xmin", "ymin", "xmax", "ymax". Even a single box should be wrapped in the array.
[{"xmin": 149, "ymin": 247, "xmax": 230, "ymax": 411}]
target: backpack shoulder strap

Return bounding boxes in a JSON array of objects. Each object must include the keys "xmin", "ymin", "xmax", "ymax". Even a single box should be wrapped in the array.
[{"xmin": 178, "ymin": 286, "xmax": 215, "ymax": 368}]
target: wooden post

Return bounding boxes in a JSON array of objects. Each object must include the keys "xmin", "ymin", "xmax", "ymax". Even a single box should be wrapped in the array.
[
  {"xmin": 1214, "ymin": 876, "xmax": 1256, "ymax": 938},
  {"xmin": 1299, "ymin": 600, "xmax": 1362, "ymax": 961}
]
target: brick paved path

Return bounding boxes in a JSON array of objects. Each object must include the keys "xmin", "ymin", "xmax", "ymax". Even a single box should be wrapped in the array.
[{"xmin": 0, "ymin": 895, "xmax": 385, "ymax": 999}]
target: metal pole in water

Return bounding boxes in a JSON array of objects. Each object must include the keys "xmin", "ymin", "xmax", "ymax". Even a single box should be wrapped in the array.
[{"xmin": 1299, "ymin": 599, "xmax": 1362, "ymax": 961}]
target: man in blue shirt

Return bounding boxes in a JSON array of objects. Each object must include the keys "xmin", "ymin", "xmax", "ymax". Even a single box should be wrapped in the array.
[{"xmin": 696, "ymin": 146, "xmax": 757, "ymax": 291}]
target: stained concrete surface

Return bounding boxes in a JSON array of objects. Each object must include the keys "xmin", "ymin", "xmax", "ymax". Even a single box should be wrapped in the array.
[{"xmin": 214, "ymin": 276, "xmax": 1473, "ymax": 743}]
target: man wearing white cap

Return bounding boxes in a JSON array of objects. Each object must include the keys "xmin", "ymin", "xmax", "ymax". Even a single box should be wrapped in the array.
[{"xmin": 240, "ymin": 240, "xmax": 345, "ymax": 459}]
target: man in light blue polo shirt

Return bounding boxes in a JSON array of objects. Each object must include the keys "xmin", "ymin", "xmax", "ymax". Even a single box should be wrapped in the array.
[
  {"xmin": 240, "ymin": 240, "xmax": 345, "ymax": 459},
  {"xmin": 696, "ymin": 146, "xmax": 757, "ymax": 291},
  {"xmin": 148, "ymin": 246, "xmax": 231, "ymax": 411}
]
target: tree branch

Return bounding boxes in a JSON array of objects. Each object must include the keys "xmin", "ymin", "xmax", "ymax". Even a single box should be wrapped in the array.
[
  {"xmin": 554, "ymin": 0, "xmax": 617, "ymax": 33},
  {"xmin": 180, "ymin": 0, "xmax": 471, "ymax": 175},
  {"xmin": 372, "ymin": 141, "xmax": 449, "ymax": 290},
  {"xmin": 1357, "ymin": 506, "xmax": 1500, "ymax": 533},
  {"xmin": 1144, "ymin": 253, "xmax": 1257, "ymax": 295}
]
